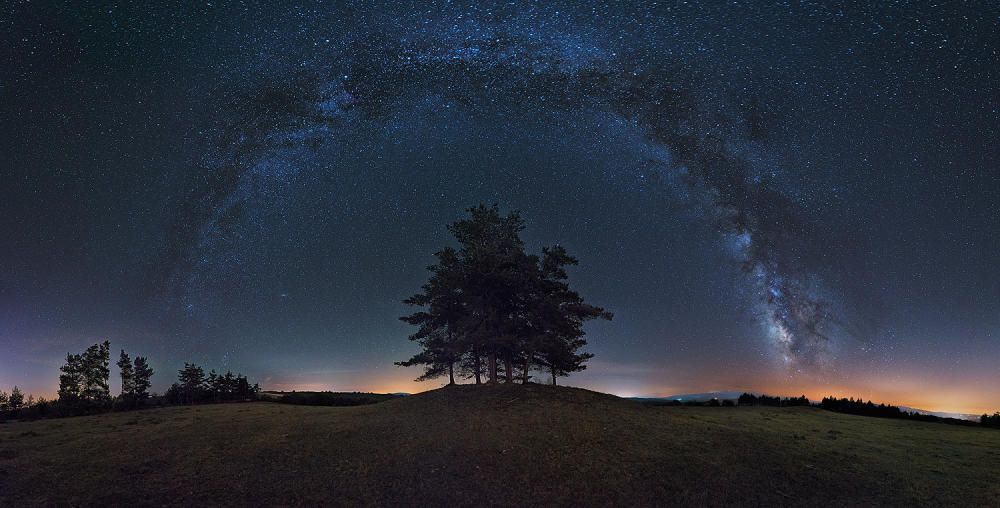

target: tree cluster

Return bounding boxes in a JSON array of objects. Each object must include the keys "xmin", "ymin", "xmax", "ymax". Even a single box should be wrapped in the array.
[
  {"xmin": 397, "ymin": 204, "xmax": 612, "ymax": 386},
  {"xmin": 819, "ymin": 396, "xmax": 904, "ymax": 418},
  {"xmin": 820, "ymin": 396, "xmax": 982, "ymax": 427},
  {"xmin": 56, "ymin": 341, "xmax": 154, "ymax": 413},
  {"xmin": 981, "ymin": 412, "xmax": 1000, "ymax": 428},
  {"xmin": 0, "ymin": 386, "xmax": 30, "ymax": 411},
  {"xmin": 2, "ymin": 340, "xmax": 264, "ymax": 422},
  {"xmin": 115, "ymin": 349, "xmax": 154, "ymax": 408},
  {"xmin": 164, "ymin": 363, "xmax": 259, "ymax": 404},
  {"xmin": 737, "ymin": 393, "xmax": 810, "ymax": 407}
]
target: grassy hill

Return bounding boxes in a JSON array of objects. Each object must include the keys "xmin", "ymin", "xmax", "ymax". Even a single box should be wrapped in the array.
[{"xmin": 1, "ymin": 384, "xmax": 998, "ymax": 506}]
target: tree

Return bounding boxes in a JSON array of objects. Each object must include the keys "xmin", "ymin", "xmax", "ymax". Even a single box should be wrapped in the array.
[
  {"xmin": 58, "ymin": 353, "xmax": 84, "ymax": 404},
  {"xmin": 80, "ymin": 341, "xmax": 111, "ymax": 403},
  {"xmin": 223, "ymin": 371, "xmax": 237, "ymax": 398},
  {"xmin": 448, "ymin": 205, "xmax": 532, "ymax": 383},
  {"xmin": 399, "ymin": 205, "xmax": 611, "ymax": 386},
  {"xmin": 117, "ymin": 349, "xmax": 135, "ymax": 399},
  {"xmin": 9, "ymin": 386, "xmax": 24, "ymax": 410},
  {"xmin": 398, "ymin": 247, "xmax": 469, "ymax": 385},
  {"xmin": 0, "ymin": 390, "xmax": 8, "ymax": 411},
  {"xmin": 178, "ymin": 363, "xmax": 206, "ymax": 404},
  {"xmin": 133, "ymin": 356, "xmax": 154, "ymax": 400},
  {"xmin": 529, "ymin": 246, "xmax": 611, "ymax": 385}
]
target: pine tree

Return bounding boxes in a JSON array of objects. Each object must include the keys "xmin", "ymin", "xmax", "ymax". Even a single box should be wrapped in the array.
[
  {"xmin": 446, "ymin": 204, "xmax": 531, "ymax": 383},
  {"xmin": 117, "ymin": 349, "xmax": 135, "ymax": 399},
  {"xmin": 9, "ymin": 386, "xmax": 24, "ymax": 410},
  {"xmin": 0, "ymin": 390, "xmax": 8, "ymax": 411},
  {"xmin": 208, "ymin": 370, "xmax": 231, "ymax": 401},
  {"xmin": 398, "ymin": 248, "xmax": 468, "ymax": 384},
  {"xmin": 223, "ymin": 371, "xmax": 237, "ymax": 399},
  {"xmin": 133, "ymin": 356, "xmax": 154, "ymax": 400},
  {"xmin": 532, "ymin": 246, "xmax": 611, "ymax": 385},
  {"xmin": 398, "ymin": 205, "xmax": 611, "ymax": 386},
  {"xmin": 178, "ymin": 363, "xmax": 206, "ymax": 404},
  {"xmin": 58, "ymin": 353, "xmax": 84, "ymax": 404},
  {"xmin": 80, "ymin": 341, "xmax": 111, "ymax": 403}
]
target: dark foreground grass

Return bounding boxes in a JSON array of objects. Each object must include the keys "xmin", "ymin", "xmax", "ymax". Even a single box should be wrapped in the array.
[{"xmin": 1, "ymin": 384, "xmax": 998, "ymax": 506}]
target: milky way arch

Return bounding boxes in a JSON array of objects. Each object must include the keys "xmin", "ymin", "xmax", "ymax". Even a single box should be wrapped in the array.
[{"xmin": 164, "ymin": 14, "xmax": 841, "ymax": 369}]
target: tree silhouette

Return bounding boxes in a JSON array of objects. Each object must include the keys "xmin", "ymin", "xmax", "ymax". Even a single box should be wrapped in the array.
[
  {"xmin": 398, "ymin": 247, "xmax": 468, "ymax": 385},
  {"xmin": 80, "ymin": 341, "xmax": 111, "ymax": 403},
  {"xmin": 58, "ymin": 353, "xmax": 84, "ymax": 405},
  {"xmin": 117, "ymin": 349, "xmax": 135, "ymax": 401},
  {"xmin": 133, "ymin": 356, "xmax": 154, "ymax": 400},
  {"xmin": 9, "ymin": 386, "xmax": 24, "ymax": 410},
  {"xmin": 399, "ymin": 205, "xmax": 611, "ymax": 386},
  {"xmin": 177, "ymin": 363, "xmax": 206, "ymax": 404}
]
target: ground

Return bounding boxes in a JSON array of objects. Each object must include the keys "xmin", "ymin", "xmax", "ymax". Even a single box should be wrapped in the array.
[{"xmin": 1, "ymin": 384, "xmax": 998, "ymax": 506}]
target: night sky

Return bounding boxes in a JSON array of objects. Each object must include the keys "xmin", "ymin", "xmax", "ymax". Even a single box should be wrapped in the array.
[{"xmin": 3, "ymin": 2, "xmax": 998, "ymax": 413}]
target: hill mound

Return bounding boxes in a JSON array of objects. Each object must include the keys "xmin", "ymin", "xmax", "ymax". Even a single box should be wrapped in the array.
[{"xmin": 1, "ymin": 384, "xmax": 998, "ymax": 506}]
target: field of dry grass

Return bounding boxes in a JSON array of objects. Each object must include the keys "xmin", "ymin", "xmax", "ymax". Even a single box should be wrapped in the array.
[{"xmin": 1, "ymin": 384, "xmax": 998, "ymax": 506}]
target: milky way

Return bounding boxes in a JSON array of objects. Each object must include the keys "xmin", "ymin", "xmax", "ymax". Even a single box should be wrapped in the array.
[{"xmin": 168, "ymin": 3, "xmax": 847, "ymax": 368}]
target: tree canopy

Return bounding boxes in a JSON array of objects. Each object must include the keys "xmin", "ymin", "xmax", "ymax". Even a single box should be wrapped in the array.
[{"xmin": 398, "ymin": 204, "xmax": 611, "ymax": 385}]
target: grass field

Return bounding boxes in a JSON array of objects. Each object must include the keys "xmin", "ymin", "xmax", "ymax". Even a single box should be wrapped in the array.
[{"xmin": 1, "ymin": 384, "xmax": 998, "ymax": 506}]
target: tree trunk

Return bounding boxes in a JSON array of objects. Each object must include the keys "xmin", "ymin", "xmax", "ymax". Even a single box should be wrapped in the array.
[
  {"xmin": 474, "ymin": 349, "xmax": 482, "ymax": 385},
  {"xmin": 522, "ymin": 354, "xmax": 531, "ymax": 384},
  {"xmin": 551, "ymin": 367, "xmax": 557, "ymax": 386},
  {"xmin": 488, "ymin": 351, "xmax": 497, "ymax": 384},
  {"xmin": 448, "ymin": 361, "xmax": 455, "ymax": 385},
  {"xmin": 504, "ymin": 353, "xmax": 513, "ymax": 383}
]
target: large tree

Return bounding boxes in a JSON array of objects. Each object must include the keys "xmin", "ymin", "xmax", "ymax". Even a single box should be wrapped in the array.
[
  {"xmin": 399, "ymin": 205, "xmax": 611, "ymax": 386},
  {"xmin": 448, "ymin": 204, "xmax": 533, "ymax": 383}
]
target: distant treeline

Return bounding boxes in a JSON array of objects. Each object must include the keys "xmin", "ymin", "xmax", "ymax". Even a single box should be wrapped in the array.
[
  {"xmin": 163, "ymin": 363, "xmax": 259, "ymax": 405},
  {"xmin": 636, "ymin": 393, "xmax": 810, "ymax": 407},
  {"xmin": 263, "ymin": 391, "xmax": 404, "ymax": 406},
  {"xmin": 819, "ymin": 396, "xmax": 982, "ymax": 427},
  {"xmin": 0, "ymin": 341, "xmax": 259, "ymax": 422},
  {"xmin": 982, "ymin": 412, "xmax": 1000, "ymax": 428},
  {"xmin": 637, "ymin": 393, "xmax": 1000, "ymax": 430},
  {"xmin": 738, "ymin": 393, "xmax": 811, "ymax": 407}
]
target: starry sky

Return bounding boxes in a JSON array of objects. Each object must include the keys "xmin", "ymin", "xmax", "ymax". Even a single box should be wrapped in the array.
[{"xmin": 2, "ymin": 1, "xmax": 998, "ymax": 414}]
